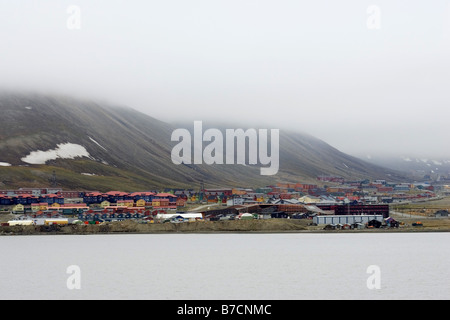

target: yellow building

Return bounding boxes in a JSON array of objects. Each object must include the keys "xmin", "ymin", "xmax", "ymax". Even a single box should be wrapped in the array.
[
  {"xmin": 12, "ymin": 204, "xmax": 24, "ymax": 213},
  {"xmin": 152, "ymin": 200, "xmax": 160, "ymax": 207},
  {"xmin": 100, "ymin": 200, "xmax": 111, "ymax": 208},
  {"xmin": 51, "ymin": 203, "xmax": 60, "ymax": 208},
  {"xmin": 117, "ymin": 200, "xmax": 135, "ymax": 207},
  {"xmin": 136, "ymin": 199, "xmax": 146, "ymax": 207},
  {"xmin": 44, "ymin": 219, "xmax": 69, "ymax": 226},
  {"xmin": 232, "ymin": 188, "xmax": 247, "ymax": 196},
  {"xmin": 39, "ymin": 203, "xmax": 49, "ymax": 211},
  {"xmin": 298, "ymin": 195, "xmax": 321, "ymax": 204},
  {"xmin": 124, "ymin": 200, "xmax": 134, "ymax": 208}
]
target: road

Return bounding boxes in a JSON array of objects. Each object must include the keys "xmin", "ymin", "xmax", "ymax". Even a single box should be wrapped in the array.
[
  {"xmin": 189, "ymin": 203, "xmax": 221, "ymax": 212},
  {"xmin": 390, "ymin": 210, "xmax": 429, "ymax": 220}
]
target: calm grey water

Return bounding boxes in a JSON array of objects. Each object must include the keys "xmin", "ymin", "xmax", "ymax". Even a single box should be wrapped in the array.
[{"xmin": 0, "ymin": 232, "xmax": 449, "ymax": 300}]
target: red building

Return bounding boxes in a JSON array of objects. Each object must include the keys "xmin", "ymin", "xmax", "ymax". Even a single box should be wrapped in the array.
[
  {"xmin": 316, "ymin": 204, "xmax": 389, "ymax": 218},
  {"xmin": 176, "ymin": 198, "xmax": 187, "ymax": 207}
]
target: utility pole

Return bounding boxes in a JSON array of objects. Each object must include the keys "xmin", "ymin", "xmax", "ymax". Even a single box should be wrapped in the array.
[
  {"xmin": 199, "ymin": 181, "xmax": 205, "ymax": 203},
  {"xmin": 51, "ymin": 170, "xmax": 57, "ymax": 188}
]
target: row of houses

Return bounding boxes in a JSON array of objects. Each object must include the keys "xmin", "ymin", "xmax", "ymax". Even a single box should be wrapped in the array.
[
  {"xmin": 10, "ymin": 198, "xmax": 188, "ymax": 214},
  {"xmin": 1, "ymin": 174, "xmax": 441, "ymax": 213},
  {"xmin": 271, "ymin": 179, "xmax": 438, "ymax": 204},
  {"xmin": 0, "ymin": 193, "xmax": 65, "ymax": 206},
  {"xmin": 0, "ymin": 189, "xmax": 185, "ymax": 207},
  {"xmin": 82, "ymin": 191, "xmax": 179, "ymax": 205},
  {"xmin": 10, "ymin": 203, "xmax": 89, "ymax": 214},
  {"xmin": 3, "ymin": 191, "xmax": 185, "ymax": 208},
  {"xmin": 0, "ymin": 188, "xmax": 67, "ymax": 197}
]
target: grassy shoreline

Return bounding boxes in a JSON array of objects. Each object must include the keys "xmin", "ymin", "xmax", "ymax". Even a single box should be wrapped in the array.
[{"xmin": 1, "ymin": 217, "xmax": 450, "ymax": 236}]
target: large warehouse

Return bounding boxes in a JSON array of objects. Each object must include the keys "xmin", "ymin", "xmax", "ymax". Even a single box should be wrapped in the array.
[{"xmin": 313, "ymin": 215, "xmax": 384, "ymax": 225}]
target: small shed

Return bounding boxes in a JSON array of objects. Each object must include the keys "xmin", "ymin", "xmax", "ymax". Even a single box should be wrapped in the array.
[
  {"xmin": 352, "ymin": 222, "xmax": 365, "ymax": 229},
  {"xmin": 239, "ymin": 213, "xmax": 255, "ymax": 220},
  {"xmin": 435, "ymin": 210, "xmax": 449, "ymax": 218},
  {"xmin": 384, "ymin": 217, "xmax": 399, "ymax": 228},
  {"xmin": 368, "ymin": 219, "xmax": 382, "ymax": 228}
]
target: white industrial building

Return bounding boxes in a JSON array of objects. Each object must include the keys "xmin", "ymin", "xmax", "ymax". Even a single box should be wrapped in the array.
[
  {"xmin": 313, "ymin": 215, "xmax": 384, "ymax": 225},
  {"xmin": 8, "ymin": 220, "xmax": 34, "ymax": 226}
]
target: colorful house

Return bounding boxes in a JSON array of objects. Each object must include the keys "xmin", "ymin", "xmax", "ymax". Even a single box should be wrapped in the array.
[
  {"xmin": 136, "ymin": 199, "xmax": 146, "ymax": 207},
  {"xmin": 130, "ymin": 192, "xmax": 155, "ymax": 202},
  {"xmin": 232, "ymin": 188, "xmax": 247, "ymax": 196},
  {"xmin": 0, "ymin": 195, "xmax": 12, "ymax": 205},
  {"xmin": 255, "ymin": 196, "xmax": 264, "ymax": 203},
  {"xmin": 154, "ymin": 193, "xmax": 177, "ymax": 200},
  {"xmin": 154, "ymin": 193, "xmax": 177, "ymax": 207},
  {"xmin": 40, "ymin": 194, "xmax": 64, "ymax": 205},
  {"xmin": 176, "ymin": 198, "xmax": 186, "ymax": 207},
  {"xmin": 124, "ymin": 200, "xmax": 134, "ymax": 208},
  {"xmin": 100, "ymin": 200, "xmax": 111, "ymax": 208},
  {"xmin": 12, "ymin": 204, "xmax": 25, "ymax": 213},
  {"xmin": 83, "ymin": 192, "xmax": 106, "ymax": 204},
  {"xmin": 117, "ymin": 199, "xmax": 134, "ymax": 207},
  {"xmin": 152, "ymin": 199, "xmax": 169, "ymax": 207},
  {"xmin": 105, "ymin": 191, "xmax": 131, "ymax": 203}
]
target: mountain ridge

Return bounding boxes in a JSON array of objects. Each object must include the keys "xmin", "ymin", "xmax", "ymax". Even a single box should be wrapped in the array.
[{"xmin": 0, "ymin": 91, "xmax": 406, "ymax": 191}]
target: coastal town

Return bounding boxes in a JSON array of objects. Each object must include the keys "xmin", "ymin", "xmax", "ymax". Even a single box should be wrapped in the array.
[{"xmin": 1, "ymin": 174, "xmax": 449, "ymax": 232}]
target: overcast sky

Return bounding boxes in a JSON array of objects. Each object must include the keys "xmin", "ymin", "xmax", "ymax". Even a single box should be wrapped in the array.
[{"xmin": 1, "ymin": 0, "xmax": 450, "ymax": 159}]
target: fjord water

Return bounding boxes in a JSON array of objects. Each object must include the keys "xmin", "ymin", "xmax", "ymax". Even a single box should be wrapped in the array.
[{"xmin": 0, "ymin": 233, "xmax": 449, "ymax": 300}]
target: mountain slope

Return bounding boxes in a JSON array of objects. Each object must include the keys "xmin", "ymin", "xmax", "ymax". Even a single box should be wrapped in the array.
[
  {"xmin": 0, "ymin": 91, "xmax": 404, "ymax": 191},
  {"xmin": 363, "ymin": 154, "xmax": 450, "ymax": 181}
]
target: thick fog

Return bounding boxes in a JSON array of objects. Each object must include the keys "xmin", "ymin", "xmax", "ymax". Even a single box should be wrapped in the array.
[{"xmin": 1, "ymin": 0, "xmax": 449, "ymax": 159}]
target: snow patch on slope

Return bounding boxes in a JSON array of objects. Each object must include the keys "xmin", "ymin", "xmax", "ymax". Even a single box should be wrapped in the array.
[{"xmin": 21, "ymin": 143, "xmax": 91, "ymax": 164}]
